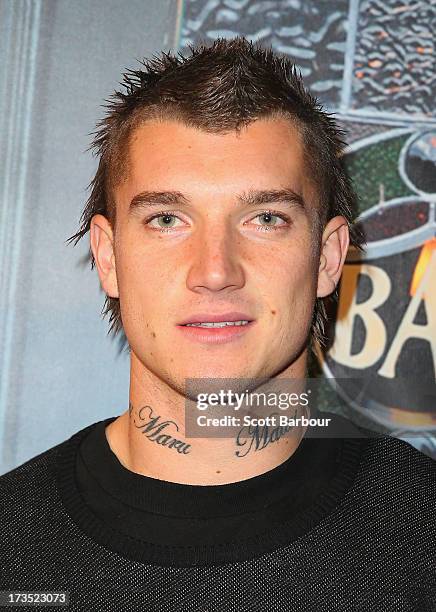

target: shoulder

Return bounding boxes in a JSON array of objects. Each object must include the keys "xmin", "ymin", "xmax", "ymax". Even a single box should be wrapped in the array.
[
  {"xmin": 0, "ymin": 442, "xmax": 65, "ymax": 579},
  {"xmin": 0, "ymin": 442, "xmax": 61, "ymax": 498},
  {"xmin": 351, "ymin": 434, "xmax": 436, "ymax": 514},
  {"xmin": 312, "ymin": 435, "xmax": 436, "ymax": 575},
  {"xmin": 0, "ymin": 421, "xmax": 103, "ymax": 584},
  {"xmin": 0, "ymin": 421, "xmax": 99, "ymax": 537},
  {"xmin": 362, "ymin": 434, "xmax": 436, "ymax": 477}
]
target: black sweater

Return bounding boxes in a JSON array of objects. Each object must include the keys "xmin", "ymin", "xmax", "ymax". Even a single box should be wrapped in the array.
[{"xmin": 0, "ymin": 417, "xmax": 435, "ymax": 611}]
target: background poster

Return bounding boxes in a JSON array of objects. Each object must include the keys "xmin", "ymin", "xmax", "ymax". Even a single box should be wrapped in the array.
[{"xmin": 1, "ymin": 0, "xmax": 435, "ymax": 473}]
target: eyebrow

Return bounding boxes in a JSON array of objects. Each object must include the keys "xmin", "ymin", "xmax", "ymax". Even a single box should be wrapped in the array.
[{"xmin": 128, "ymin": 187, "xmax": 307, "ymax": 213}]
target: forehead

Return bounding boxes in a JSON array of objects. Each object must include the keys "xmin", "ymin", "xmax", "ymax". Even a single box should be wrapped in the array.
[{"xmin": 116, "ymin": 117, "xmax": 316, "ymax": 208}]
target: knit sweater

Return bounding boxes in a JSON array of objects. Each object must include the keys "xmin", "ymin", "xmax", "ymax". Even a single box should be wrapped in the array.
[{"xmin": 0, "ymin": 417, "xmax": 435, "ymax": 611}]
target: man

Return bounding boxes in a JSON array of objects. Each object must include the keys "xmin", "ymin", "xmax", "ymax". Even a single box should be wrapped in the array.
[{"xmin": 0, "ymin": 37, "xmax": 435, "ymax": 611}]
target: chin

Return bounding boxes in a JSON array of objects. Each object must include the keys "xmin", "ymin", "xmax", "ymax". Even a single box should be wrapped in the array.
[
  {"xmin": 178, "ymin": 362, "xmax": 259, "ymax": 393},
  {"xmin": 181, "ymin": 364, "xmax": 244, "ymax": 380}
]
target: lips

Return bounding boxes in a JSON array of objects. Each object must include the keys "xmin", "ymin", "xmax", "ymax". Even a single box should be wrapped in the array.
[
  {"xmin": 176, "ymin": 313, "xmax": 256, "ymax": 344},
  {"xmin": 178, "ymin": 311, "xmax": 254, "ymax": 326}
]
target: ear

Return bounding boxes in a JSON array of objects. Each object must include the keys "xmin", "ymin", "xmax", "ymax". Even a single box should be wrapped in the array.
[
  {"xmin": 90, "ymin": 214, "xmax": 119, "ymax": 298},
  {"xmin": 317, "ymin": 216, "xmax": 350, "ymax": 298}
]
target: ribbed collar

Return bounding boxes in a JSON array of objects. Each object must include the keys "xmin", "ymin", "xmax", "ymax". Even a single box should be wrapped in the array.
[
  {"xmin": 77, "ymin": 417, "xmax": 327, "ymax": 518},
  {"xmin": 56, "ymin": 417, "xmax": 366, "ymax": 566}
]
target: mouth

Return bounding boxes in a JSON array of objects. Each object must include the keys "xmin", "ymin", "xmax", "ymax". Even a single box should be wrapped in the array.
[
  {"xmin": 184, "ymin": 320, "xmax": 250, "ymax": 328},
  {"xmin": 177, "ymin": 312, "xmax": 255, "ymax": 344}
]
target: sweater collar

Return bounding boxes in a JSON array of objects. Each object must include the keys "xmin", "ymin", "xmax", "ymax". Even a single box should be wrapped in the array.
[{"xmin": 76, "ymin": 416, "xmax": 338, "ymax": 518}]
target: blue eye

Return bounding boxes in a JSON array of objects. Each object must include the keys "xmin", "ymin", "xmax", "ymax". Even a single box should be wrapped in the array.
[
  {"xmin": 251, "ymin": 211, "xmax": 289, "ymax": 230},
  {"xmin": 144, "ymin": 212, "xmax": 184, "ymax": 232},
  {"xmin": 153, "ymin": 214, "xmax": 177, "ymax": 228}
]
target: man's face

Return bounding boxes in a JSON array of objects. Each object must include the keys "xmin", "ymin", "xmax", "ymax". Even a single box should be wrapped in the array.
[{"xmin": 100, "ymin": 118, "xmax": 331, "ymax": 392}]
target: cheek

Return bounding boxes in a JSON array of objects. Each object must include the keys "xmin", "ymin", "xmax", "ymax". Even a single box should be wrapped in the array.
[
  {"xmin": 262, "ymin": 240, "xmax": 318, "ymax": 299},
  {"xmin": 115, "ymin": 242, "xmax": 173, "ymax": 320},
  {"xmin": 267, "ymin": 251, "xmax": 319, "ymax": 333}
]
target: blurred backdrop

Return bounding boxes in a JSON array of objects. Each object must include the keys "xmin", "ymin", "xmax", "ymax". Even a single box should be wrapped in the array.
[{"xmin": 1, "ymin": 0, "xmax": 435, "ymax": 474}]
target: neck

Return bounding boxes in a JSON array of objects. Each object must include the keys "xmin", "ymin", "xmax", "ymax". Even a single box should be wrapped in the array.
[{"xmin": 105, "ymin": 351, "xmax": 310, "ymax": 485}]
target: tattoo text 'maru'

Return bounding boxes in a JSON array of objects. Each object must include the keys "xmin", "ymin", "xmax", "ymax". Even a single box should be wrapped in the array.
[{"xmin": 134, "ymin": 405, "xmax": 191, "ymax": 454}]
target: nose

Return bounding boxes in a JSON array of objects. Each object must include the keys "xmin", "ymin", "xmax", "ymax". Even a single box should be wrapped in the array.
[{"xmin": 186, "ymin": 222, "xmax": 246, "ymax": 294}]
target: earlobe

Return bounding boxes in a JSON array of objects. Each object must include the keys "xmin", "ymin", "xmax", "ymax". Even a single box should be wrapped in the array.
[
  {"xmin": 317, "ymin": 217, "xmax": 350, "ymax": 298},
  {"xmin": 90, "ymin": 214, "xmax": 119, "ymax": 298}
]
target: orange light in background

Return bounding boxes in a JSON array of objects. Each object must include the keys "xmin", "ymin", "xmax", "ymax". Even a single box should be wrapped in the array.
[{"xmin": 410, "ymin": 238, "xmax": 436, "ymax": 298}]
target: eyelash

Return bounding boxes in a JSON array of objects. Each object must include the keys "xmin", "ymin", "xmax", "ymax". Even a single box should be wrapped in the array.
[
  {"xmin": 251, "ymin": 210, "xmax": 291, "ymax": 232},
  {"xmin": 142, "ymin": 210, "xmax": 181, "ymax": 233},
  {"xmin": 142, "ymin": 209, "xmax": 292, "ymax": 233}
]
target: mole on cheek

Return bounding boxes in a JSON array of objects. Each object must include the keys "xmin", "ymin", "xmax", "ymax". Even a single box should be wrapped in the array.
[
  {"xmin": 271, "ymin": 310, "xmax": 276, "ymax": 315},
  {"xmin": 151, "ymin": 331, "xmax": 156, "ymax": 338}
]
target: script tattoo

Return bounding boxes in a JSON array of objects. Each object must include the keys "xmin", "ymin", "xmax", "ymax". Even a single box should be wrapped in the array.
[
  {"xmin": 133, "ymin": 404, "xmax": 191, "ymax": 455},
  {"xmin": 234, "ymin": 413, "xmax": 294, "ymax": 458}
]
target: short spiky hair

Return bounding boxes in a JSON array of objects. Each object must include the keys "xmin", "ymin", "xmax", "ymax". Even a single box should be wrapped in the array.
[{"xmin": 68, "ymin": 36, "xmax": 364, "ymax": 352}]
